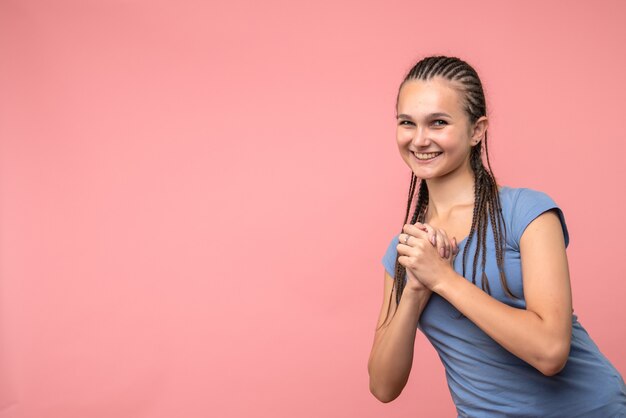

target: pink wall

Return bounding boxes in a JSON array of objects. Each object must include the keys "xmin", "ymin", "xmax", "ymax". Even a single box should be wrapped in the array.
[{"xmin": 1, "ymin": 1, "xmax": 624, "ymax": 417}]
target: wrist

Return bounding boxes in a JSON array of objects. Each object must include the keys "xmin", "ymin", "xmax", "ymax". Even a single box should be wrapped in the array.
[
  {"xmin": 404, "ymin": 285, "xmax": 432, "ymax": 296},
  {"xmin": 432, "ymin": 268, "xmax": 461, "ymax": 296}
]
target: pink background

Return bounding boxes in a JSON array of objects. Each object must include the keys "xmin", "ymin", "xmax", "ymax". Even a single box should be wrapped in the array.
[{"xmin": 1, "ymin": 1, "xmax": 624, "ymax": 417}]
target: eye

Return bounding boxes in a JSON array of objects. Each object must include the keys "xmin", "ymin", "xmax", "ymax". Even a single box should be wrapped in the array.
[
  {"xmin": 432, "ymin": 119, "xmax": 448, "ymax": 127},
  {"xmin": 398, "ymin": 120, "xmax": 414, "ymax": 126}
]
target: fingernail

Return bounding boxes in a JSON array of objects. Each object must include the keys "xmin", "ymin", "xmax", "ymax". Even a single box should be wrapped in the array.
[
  {"xmin": 440, "ymin": 247, "xmax": 445, "ymax": 257},
  {"xmin": 431, "ymin": 235, "xmax": 436, "ymax": 245}
]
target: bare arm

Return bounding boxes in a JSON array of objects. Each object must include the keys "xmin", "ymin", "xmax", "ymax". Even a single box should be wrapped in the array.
[
  {"xmin": 367, "ymin": 272, "xmax": 431, "ymax": 402},
  {"xmin": 368, "ymin": 226, "xmax": 458, "ymax": 402},
  {"xmin": 433, "ymin": 210, "xmax": 572, "ymax": 375}
]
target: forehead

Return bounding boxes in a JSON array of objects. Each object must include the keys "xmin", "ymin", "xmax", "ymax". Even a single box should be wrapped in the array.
[{"xmin": 397, "ymin": 77, "xmax": 465, "ymax": 116}]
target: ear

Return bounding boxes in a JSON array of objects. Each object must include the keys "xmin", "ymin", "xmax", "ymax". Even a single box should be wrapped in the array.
[{"xmin": 470, "ymin": 116, "xmax": 488, "ymax": 146}]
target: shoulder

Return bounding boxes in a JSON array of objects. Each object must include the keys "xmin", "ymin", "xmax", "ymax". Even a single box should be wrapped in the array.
[
  {"xmin": 499, "ymin": 186, "xmax": 570, "ymax": 250},
  {"xmin": 500, "ymin": 186, "xmax": 556, "ymax": 208}
]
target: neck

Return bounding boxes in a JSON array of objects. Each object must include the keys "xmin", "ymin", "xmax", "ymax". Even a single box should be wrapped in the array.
[{"xmin": 424, "ymin": 161, "xmax": 476, "ymax": 221}]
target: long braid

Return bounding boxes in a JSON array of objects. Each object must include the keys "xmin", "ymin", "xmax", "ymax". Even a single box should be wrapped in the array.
[
  {"xmin": 482, "ymin": 131, "xmax": 513, "ymax": 297},
  {"xmin": 412, "ymin": 179, "xmax": 429, "ymax": 224},
  {"xmin": 393, "ymin": 179, "xmax": 427, "ymax": 307},
  {"xmin": 379, "ymin": 55, "xmax": 517, "ymax": 329},
  {"xmin": 472, "ymin": 168, "xmax": 489, "ymax": 287},
  {"xmin": 394, "ymin": 174, "xmax": 418, "ymax": 304},
  {"xmin": 479, "ymin": 183, "xmax": 489, "ymax": 293},
  {"xmin": 461, "ymin": 166, "xmax": 482, "ymax": 280}
]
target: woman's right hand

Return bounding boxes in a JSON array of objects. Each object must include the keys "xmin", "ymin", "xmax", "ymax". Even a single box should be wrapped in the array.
[
  {"xmin": 399, "ymin": 222, "xmax": 459, "ymax": 292},
  {"xmin": 370, "ymin": 223, "xmax": 459, "ymax": 402}
]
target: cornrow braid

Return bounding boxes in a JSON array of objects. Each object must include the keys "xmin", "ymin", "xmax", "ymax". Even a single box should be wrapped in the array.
[{"xmin": 380, "ymin": 55, "xmax": 518, "ymax": 329}]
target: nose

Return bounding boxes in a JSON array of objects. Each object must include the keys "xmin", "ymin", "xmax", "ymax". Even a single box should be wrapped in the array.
[{"xmin": 412, "ymin": 126, "xmax": 431, "ymax": 148}]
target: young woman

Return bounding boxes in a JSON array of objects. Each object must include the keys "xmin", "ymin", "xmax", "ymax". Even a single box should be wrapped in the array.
[{"xmin": 367, "ymin": 56, "xmax": 626, "ymax": 417}]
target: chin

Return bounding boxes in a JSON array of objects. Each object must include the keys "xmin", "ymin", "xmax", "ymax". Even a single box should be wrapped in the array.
[
  {"xmin": 408, "ymin": 168, "xmax": 431, "ymax": 179},
  {"xmin": 411, "ymin": 166, "xmax": 451, "ymax": 180},
  {"xmin": 413, "ymin": 172, "xmax": 436, "ymax": 180}
]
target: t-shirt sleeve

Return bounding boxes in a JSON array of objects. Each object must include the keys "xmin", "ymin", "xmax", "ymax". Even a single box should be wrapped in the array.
[
  {"xmin": 381, "ymin": 234, "xmax": 400, "ymax": 277},
  {"xmin": 510, "ymin": 188, "xmax": 570, "ymax": 250}
]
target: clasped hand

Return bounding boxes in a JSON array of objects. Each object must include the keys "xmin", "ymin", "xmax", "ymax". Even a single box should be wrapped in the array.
[{"xmin": 397, "ymin": 222, "xmax": 460, "ymax": 293}]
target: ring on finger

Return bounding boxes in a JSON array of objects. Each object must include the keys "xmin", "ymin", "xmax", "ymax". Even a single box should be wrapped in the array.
[{"xmin": 404, "ymin": 234, "xmax": 411, "ymax": 244}]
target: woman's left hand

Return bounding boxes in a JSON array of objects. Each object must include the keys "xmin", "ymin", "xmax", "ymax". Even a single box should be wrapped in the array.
[{"xmin": 397, "ymin": 223, "xmax": 459, "ymax": 292}]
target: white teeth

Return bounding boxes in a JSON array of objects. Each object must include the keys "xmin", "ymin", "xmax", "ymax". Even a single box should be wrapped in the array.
[{"xmin": 415, "ymin": 152, "xmax": 441, "ymax": 160}]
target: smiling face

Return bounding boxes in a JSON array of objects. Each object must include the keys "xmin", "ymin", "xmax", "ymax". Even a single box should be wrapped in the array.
[{"xmin": 396, "ymin": 77, "xmax": 486, "ymax": 181}]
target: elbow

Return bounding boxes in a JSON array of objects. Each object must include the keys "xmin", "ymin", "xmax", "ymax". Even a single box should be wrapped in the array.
[
  {"xmin": 369, "ymin": 380, "xmax": 400, "ymax": 403},
  {"xmin": 368, "ymin": 367, "xmax": 402, "ymax": 403},
  {"xmin": 537, "ymin": 341, "xmax": 570, "ymax": 377},
  {"xmin": 367, "ymin": 354, "xmax": 408, "ymax": 403},
  {"xmin": 538, "ymin": 358, "xmax": 567, "ymax": 377}
]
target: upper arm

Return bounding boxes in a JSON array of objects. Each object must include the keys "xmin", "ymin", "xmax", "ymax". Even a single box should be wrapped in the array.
[
  {"xmin": 368, "ymin": 271, "xmax": 396, "ymax": 371},
  {"xmin": 374, "ymin": 271, "xmax": 397, "ymax": 330},
  {"xmin": 377, "ymin": 235, "xmax": 401, "ymax": 330},
  {"xmin": 520, "ymin": 209, "xmax": 572, "ymax": 344}
]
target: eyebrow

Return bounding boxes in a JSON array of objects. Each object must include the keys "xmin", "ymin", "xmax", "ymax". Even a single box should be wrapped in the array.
[{"xmin": 396, "ymin": 112, "xmax": 452, "ymax": 119}]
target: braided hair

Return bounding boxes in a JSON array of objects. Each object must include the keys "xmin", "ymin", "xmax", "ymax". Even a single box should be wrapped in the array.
[{"xmin": 379, "ymin": 56, "xmax": 518, "ymax": 330}]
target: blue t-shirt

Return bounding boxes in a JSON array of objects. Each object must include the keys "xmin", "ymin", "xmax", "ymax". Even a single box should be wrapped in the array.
[{"xmin": 381, "ymin": 186, "xmax": 626, "ymax": 417}]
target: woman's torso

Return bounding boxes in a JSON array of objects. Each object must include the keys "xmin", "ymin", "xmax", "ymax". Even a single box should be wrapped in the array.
[{"xmin": 381, "ymin": 186, "xmax": 626, "ymax": 417}]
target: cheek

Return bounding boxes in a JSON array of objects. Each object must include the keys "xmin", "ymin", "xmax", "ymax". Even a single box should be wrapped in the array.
[
  {"xmin": 396, "ymin": 130, "xmax": 412, "ymax": 147},
  {"xmin": 438, "ymin": 134, "xmax": 468, "ymax": 154}
]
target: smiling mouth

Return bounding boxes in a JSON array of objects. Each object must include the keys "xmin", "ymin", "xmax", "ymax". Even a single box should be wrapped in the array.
[{"xmin": 414, "ymin": 152, "xmax": 442, "ymax": 160}]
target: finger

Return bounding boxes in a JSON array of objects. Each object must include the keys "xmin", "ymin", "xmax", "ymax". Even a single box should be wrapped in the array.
[
  {"xmin": 396, "ymin": 242, "xmax": 417, "ymax": 257},
  {"xmin": 439, "ymin": 229, "xmax": 451, "ymax": 258},
  {"xmin": 403, "ymin": 223, "xmax": 429, "ymax": 240},
  {"xmin": 453, "ymin": 237, "xmax": 459, "ymax": 254},
  {"xmin": 397, "ymin": 234, "xmax": 430, "ymax": 257},
  {"xmin": 435, "ymin": 229, "xmax": 448, "ymax": 258},
  {"xmin": 399, "ymin": 233, "xmax": 418, "ymax": 246},
  {"xmin": 441, "ymin": 229, "xmax": 452, "ymax": 258},
  {"xmin": 419, "ymin": 223, "xmax": 437, "ymax": 246},
  {"xmin": 412, "ymin": 222, "xmax": 429, "ymax": 232},
  {"xmin": 397, "ymin": 255, "xmax": 414, "ymax": 269},
  {"xmin": 398, "ymin": 255, "xmax": 420, "ymax": 275},
  {"xmin": 433, "ymin": 228, "xmax": 443, "ymax": 257}
]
